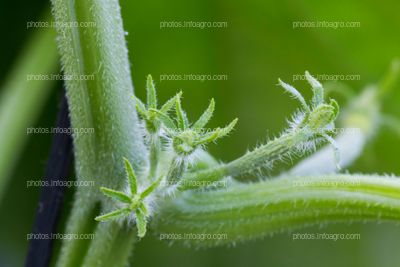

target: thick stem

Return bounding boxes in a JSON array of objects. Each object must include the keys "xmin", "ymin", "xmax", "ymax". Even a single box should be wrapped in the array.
[
  {"xmin": 50, "ymin": 0, "xmax": 147, "ymax": 266},
  {"xmin": 155, "ymin": 174, "xmax": 400, "ymax": 247},
  {"xmin": 81, "ymin": 222, "xmax": 136, "ymax": 267},
  {"xmin": 53, "ymin": 192, "xmax": 99, "ymax": 267}
]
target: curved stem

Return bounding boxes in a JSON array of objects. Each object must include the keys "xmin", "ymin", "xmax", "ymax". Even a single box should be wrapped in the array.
[{"xmin": 155, "ymin": 174, "xmax": 400, "ymax": 247}]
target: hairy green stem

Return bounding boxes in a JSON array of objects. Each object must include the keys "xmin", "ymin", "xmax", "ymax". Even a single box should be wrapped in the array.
[
  {"xmin": 51, "ymin": 0, "xmax": 146, "ymax": 265},
  {"xmin": 178, "ymin": 130, "xmax": 309, "ymax": 190},
  {"xmin": 148, "ymin": 135, "xmax": 161, "ymax": 180},
  {"xmin": 81, "ymin": 222, "xmax": 136, "ymax": 266},
  {"xmin": 167, "ymin": 156, "xmax": 189, "ymax": 184},
  {"xmin": 103, "ymin": 225, "xmax": 136, "ymax": 266},
  {"xmin": 155, "ymin": 174, "xmax": 400, "ymax": 247},
  {"xmin": 52, "ymin": 195, "xmax": 99, "ymax": 267},
  {"xmin": 224, "ymin": 132, "xmax": 302, "ymax": 175}
]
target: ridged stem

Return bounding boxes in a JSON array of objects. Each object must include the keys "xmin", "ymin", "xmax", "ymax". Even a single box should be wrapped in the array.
[
  {"xmin": 50, "ymin": 0, "xmax": 146, "ymax": 265},
  {"xmin": 156, "ymin": 174, "xmax": 400, "ymax": 247}
]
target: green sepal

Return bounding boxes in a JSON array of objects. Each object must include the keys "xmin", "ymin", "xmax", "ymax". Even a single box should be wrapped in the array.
[
  {"xmin": 100, "ymin": 187, "xmax": 131, "ymax": 203},
  {"xmin": 193, "ymin": 98, "xmax": 215, "ymax": 130},
  {"xmin": 146, "ymin": 74, "xmax": 157, "ymax": 108},
  {"xmin": 123, "ymin": 157, "xmax": 137, "ymax": 194},
  {"xmin": 95, "ymin": 208, "xmax": 130, "ymax": 222}
]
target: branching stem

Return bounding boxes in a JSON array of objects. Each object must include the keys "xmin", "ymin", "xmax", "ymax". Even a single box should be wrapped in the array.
[{"xmin": 178, "ymin": 130, "xmax": 309, "ymax": 190}]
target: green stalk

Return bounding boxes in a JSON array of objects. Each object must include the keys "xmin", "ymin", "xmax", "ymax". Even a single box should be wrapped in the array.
[
  {"xmin": 0, "ymin": 26, "xmax": 58, "ymax": 202},
  {"xmin": 81, "ymin": 222, "xmax": 136, "ymax": 267},
  {"xmin": 167, "ymin": 156, "xmax": 189, "ymax": 184},
  {"xmin": 148, "ymin": 134, "xmax": 161, "ymax": 180},
  {"xmin": 155, "ymin": 174, "xmax": 400, "ymax": 247},
  {"xmin": 178, "ymin": 130, "xmax": 308, "ymax": 190},
  {"xmin": 50, "ymin": 0, "xmax": 147, "ymax": 266}
]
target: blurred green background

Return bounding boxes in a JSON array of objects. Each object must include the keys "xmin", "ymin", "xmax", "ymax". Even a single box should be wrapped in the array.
[{"xmin": 1, "ymin": 0, "xmax": 400, "ymax": 266}]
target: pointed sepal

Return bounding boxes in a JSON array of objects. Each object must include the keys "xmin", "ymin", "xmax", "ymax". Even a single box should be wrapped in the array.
[
  {"xmin": 141, "ymin": 175, "xmax": 163, "ymax": 198},
  {"xmin": 161, "ymin": 91, "xmax": 182, "ymax": 114},
  {"xmin": 193, "ymin": 98, "xmax": 215, "ymax": 130},
  {"xmin": 175, "ymin": 97, "xmax": 188, "ymax": 130},
  {"xmin": 146, "ymin": 74, "xmax": 157, "ymax": 108},
  {"xmin": 278, "ymin": 78, "xmax": 310, "ymax": 112},
  {"xmin": 149, "ymin": 109, "xmax": 177, "ymax": 130},
  {"xmin": 135, "ymin": 209, "xmax": 147, "ymax": 238},
  {"xmin": 100, "ymin": 187, "xmax": 131, "ymax": 203},
  {"xmin": 123, "ymin": 157, "xmax": 137, "ymax": 194},
  {"xmin": 305, "ymin": 71, "xmax": 324, "ymax": 107},
  {"xmin": 132, "ymin": 95, "xmax": 149, "ymax": 119},
  {"xmin": 95, "ymin": 208, "xmax": 130, "ymax": 222},
  {"xmin": 217, "ymin": 118, "xmax": 238, "ymax": 138}
]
